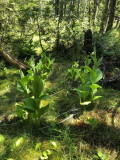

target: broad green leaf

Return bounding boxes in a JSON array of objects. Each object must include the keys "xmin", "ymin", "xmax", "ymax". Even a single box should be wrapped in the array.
[
  {"xmin": 93, "ymin": 88, "xmax": 97, "ymax": 95},
  {"xmin": 89, "ymin": 84, "xmax": 101, "ymax": 90},
  {"xmin": 38, "ymin": 105, "xmax": 49, "ymax": 117},
  {"xmin": 23, "ymin": 98, "xmax": 36, "ymax": 111},
  {"xmin": 27, "ymin": 56, "xmax": 35, "ymax": 68},
  {"xmin": 27, "ymin": 69, "xmax": 33, "ymax": 75},
  {"xmin": 17, "ymin": 81, "xmax": 30, "ymax": 95},
  {"xmin": 19, "ymin": 70, "xmax": 24, "ymax": 78},
  {"xmin": 33, "ymin": 76, "xmax": 44, "ymax": 98},
  {"xmin": 36, "ymin": 63, "xmax": 42, "ymax": 72},
  {"xmin": 95, "ymin": 69, "xmax": 103, "ymax": 83},
  {"xmin": 20, "ymin": 76, "xmax": 30, "ymax": 86},
  {"xmin": 84, "ymin": 66, "xmax": 96, "ymax": 78},
  {"xmin": 16, "ymin": 105, "xmax": 26, "ymax": 117},
  {"xmin": 18, "ymin": 76, "xmax": 30, "ymax": 94},
  {"xmin": 40, "ymin": 95, "xmax": 50, "ymax": 100}
]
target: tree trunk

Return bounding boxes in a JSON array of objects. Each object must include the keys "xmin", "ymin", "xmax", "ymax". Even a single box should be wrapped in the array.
[
  {"xmin": 88, "ymin": 0, "xmax": 91, "ymax": 28},
  {"xmin": 59, "ymin": 0, "xmax": 64, "ymax": 21},
  {"xmin": 77, "ymin": 0, "xmax": 80, "ymax": 19},
  {"xmin": 55, "ymin": 0, "xmax": 59, "ymax": 16},
  {"xmin": 0, "ymin": 50, "xmax": 27, "ymax": 70},
  {"xmin": 106, "ymin": 0, "xmax": 117, "ymax": 32},
  {"xmin": 93, "ymin": 0, "xmax": 99, "ymax": 26},
  {"xmin": 100, "ymin": 0, "xmax": 110, "ymax": 33}
]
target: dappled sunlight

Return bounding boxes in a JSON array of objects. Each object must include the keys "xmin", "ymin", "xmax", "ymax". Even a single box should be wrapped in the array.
[
  {"xmin": 0, "ymin": 0, "xmax": 120, "ymax": 158},
  {"xmin": 0, "ymin": 63, "xmax": 120, "ymax": 159}
]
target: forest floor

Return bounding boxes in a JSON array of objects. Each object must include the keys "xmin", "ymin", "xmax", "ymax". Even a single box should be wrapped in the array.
[{"xmin": 0, "ymin": 56, "xmax": 120, "ymax": 160}]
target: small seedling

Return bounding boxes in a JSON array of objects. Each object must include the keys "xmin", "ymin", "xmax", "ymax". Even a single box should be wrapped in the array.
[{"xmin": 86, "ymin": 117, "xmax": 99, "ymax": 129}]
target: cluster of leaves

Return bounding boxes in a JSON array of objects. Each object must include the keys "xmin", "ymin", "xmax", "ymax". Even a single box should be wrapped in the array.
[
  {"xmin": 16, "ymin": 54, "xmax": 54, "ymax": 126},
  {"xmin": 35, "ymin": 141, "xmax": 58, "ymax": 160},
  {"xmin": 68, "ymin": 61, "xmax": 81, "ymax": 81},
  {"xmin": 27, "ymin": 53, "xmax": 55, "ymax": 80},
  {"xmin": 16, "ymin": 73, "xmax": 49, "ymax": 126},
  {"xmin": 68, "ymin": 52, "xmax": 103, "ymax": 105},
  {"xmin": 0, "ymin": 134, "xmax": 58, "ymax": 160}
]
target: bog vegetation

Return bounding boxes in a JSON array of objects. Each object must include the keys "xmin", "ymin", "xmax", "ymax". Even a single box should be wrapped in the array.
[{"xmin": 0, "ymin": 0, "xmax": 120, "ymax": 160}]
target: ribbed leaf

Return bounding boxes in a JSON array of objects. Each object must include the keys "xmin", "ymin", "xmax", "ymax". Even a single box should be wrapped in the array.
[
  {"xmin": 23, "ymin": 98, "xmax": 36, "ymax": 112},
  {"xmin": 89, "ymin": 84, "xmax": 101, "ymax": 90},
  {"xmin": 33, "ymin": 76, "xmax": 44, "ymax": 98},
  {"xmin": 95, "ymin": 69, "xmax": 103, "ymax": 83}
]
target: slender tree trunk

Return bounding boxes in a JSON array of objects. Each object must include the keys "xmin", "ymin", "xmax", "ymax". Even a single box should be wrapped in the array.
[
  {"xmin": 55, "ymin": 0, "xmax": 59, "ymax": 16},
  {"xmin": 83, "ymin": 0, "xmax": 87, "ymax": 20},
  {"xmin": 93, "ymin": 0, "xmax": 99, "ymax": 26},
  {"xmin": 59, "ymin": 0, "xmax": 64, "ymax": 21},
  {"xmin": 63, "ymin": 2, "xmax": 66, "ymax": 17},
  {"xmin": 77, "ymin": 0, "xmax": 80, "ymax": 19},
  {"xmin": 88, "ymin": 0, "xmax": 91, "ymax": 28},
  {"xmin": 100, "ymin": 0, "xmax": 110, "ymax": 33},
  {"xmin": 56, "ymin": 18, "xmax": 60, "ymax": 53},
  {"xmin": 106, "ymin": 0, "xmax": 117, "ymax": 31}
]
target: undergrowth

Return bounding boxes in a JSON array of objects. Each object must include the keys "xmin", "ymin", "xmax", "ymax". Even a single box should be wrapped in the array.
[{"xmin": 0, "ymin": 60, "xmax": 120, "ymax": 160}]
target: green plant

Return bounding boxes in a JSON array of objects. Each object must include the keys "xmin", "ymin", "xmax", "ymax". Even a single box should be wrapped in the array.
[
  {"xmin": 68, "ymin": 61, "xmax": 81, "ymax": 81},
  {"xmin": 86, "ymin": 118, "xmax": 99, "ymax": 129},
  {"xmin": 27, "ymin": 53, "xmax": 55, "ymax": 80},
  {"xmin": 35, "ymin": 141, "xmax": 58, "ymax": 160},
  {"xmin": 73, "ymin": 52, "xmax": 103, "ymax": 105},
  {"xmin": 0, "ymin": 134, "xmax": 5, "ymax": 145},
  {"xmin": 0, "ymin": 60, "xmax": 6, "ymax": 71},
  {"xmin": 93, "ymin": 149, "xmax": 108, "ymax": 160},
  {"xmin": 16, "ymin": 70, "xmax": 50, "ymax": 126}
]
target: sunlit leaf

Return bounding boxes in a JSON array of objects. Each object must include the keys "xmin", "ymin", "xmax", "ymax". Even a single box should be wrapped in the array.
[
  {"xmin": 80, "ymin": 101, "xmax": 91, "ymax": 105},
  {"xmin": 15, "ymin": 137, "xmax": 24, "ymax": 147},
  {"xmin": 0, "ymin": 134, "xmax": 5, "ymax": 145},
  {"xmin": 51, "ymin": 141, "xmax": 57, "ymax": 148},
  {"xmin": 35, "ymin": 142, "xmax": 42, "ymax": 151},
  {"xmin": 92, "ymin": 96, "xmax": 102, "ymax": 100},
  {"xmin": 95, "ymin": 69, "xmax": 103, "ymax": 83}
]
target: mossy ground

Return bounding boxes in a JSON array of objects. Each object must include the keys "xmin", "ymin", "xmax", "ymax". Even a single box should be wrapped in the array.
[{"xmin": 0, "ymin": 60, "xmax": 120, "ymax": 160}]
